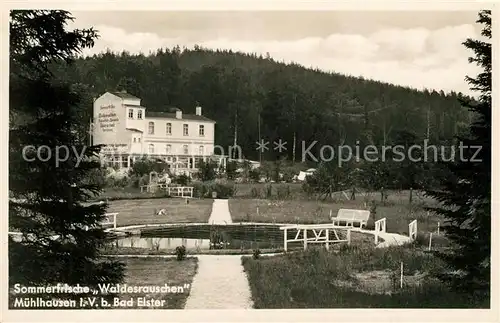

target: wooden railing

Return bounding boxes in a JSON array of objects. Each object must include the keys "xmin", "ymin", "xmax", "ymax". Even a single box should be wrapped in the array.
[
  {"xmin": 140, "ymin": 184, "xmax": 194, "ymax": 198},
  {"xmin": 9, "ymin": 212, "xmax": 119, "ymax": 241},
  {"xmin": 279, "ymin": 223, "xmax": 352, "ymax": 252},
  {"xmin": 374, "ymin": 218, "xmax": 387, "ymax": 245},
  {"xmin": 101, "ymin": 212, "xmax": 118, "ymax": 229},
  {"xmin": 409, "ymin": 220, "xmax": 417, "ymax": 241}
]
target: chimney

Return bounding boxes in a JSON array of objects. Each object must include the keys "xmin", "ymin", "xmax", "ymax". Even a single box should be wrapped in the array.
[
  {"xmin": 176, "ymin": 109, "xmax": 182, "ymax": 119},
  {"xmin": 195, "ymin": 106, "xmax": 202, "ymax": 116}
]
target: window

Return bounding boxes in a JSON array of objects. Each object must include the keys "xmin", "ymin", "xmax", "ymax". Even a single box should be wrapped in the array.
[
  {"xmin": 133, "ymin": 137, "xmax": 137, "ymax": 143},
  {"xmin": 199, "ymin": 125, "xmax": 205, "ymax": 136},
  {"xmin": 128, "ymin": 109, "xmax": 134, "ymax": 119},
  {"xmin": 183, "ymin": 145, "xmax": 189, "ymax": 155},
  {"xmin": 137, "ymin": 110, "xmax": 143, "ymax": 119},
  {"xmin": 138, "ymin": 137, "xmax": 141, "ymax": 143},
  {"xmin": 121, "ymin": 155, "xmax": 128, "ymax": 168},
  {"xmin": 199, "ymin": 145, "xmax": 204, "ymax": 155},
  {"xmin": 148, "ymin": 144, "xmax": 154, "ymax": 154},
  {"xmin": 148, "ymin": 122, "xmax": 155, "ymax": 135},
  {"xmin": 166, "ymin": 123, "xmax": 172, "ymax": 135},
  {"xmin": 166, "ymin": 144, "xmax": 171, "ymax": 154},
  {"xmin": 183, "ymin": 124, "xmax": 189, "ymax": 136}
]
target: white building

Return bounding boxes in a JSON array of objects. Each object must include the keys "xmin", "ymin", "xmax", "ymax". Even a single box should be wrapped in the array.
[{"xmin": 92, "ymin": 90, "xmax": 227, "ymax": 175}]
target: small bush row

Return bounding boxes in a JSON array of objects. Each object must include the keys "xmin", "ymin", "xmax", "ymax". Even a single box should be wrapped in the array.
[
  {"xmin": 249, "ymin": 184, "xmax": 293, "ymax": 199},
  {"xmin": 192, "ymin": 181, "xmax": 237, "ymax": 199}
]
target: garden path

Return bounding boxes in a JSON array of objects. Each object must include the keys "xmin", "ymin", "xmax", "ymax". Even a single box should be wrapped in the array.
[
  {"xmin": 184, "ymin": 199, "xmax": 253, "ymax": 309},
  {"xmin": 351, "ymin": 228, "xmax": 412, "ymax": 248},
  {"xmin": 207, "ymin": 199, "xmax": 233, "ymax": 224}
]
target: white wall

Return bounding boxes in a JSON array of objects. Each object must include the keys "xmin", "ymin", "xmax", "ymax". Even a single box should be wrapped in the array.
[
  {"xmin": 144, "ymin": 118, "xmax": 214, "ymax": 142},
  {"xmin": 93, "ymin": 92, "xmax": 216, "ymax": 157},
  {"xmin": 142, "ymin": 141, "xmax": 214, "ymax": 156},
  {"xmin": 143, "ymin": 117, "xmax": 215, "ymax": 155},
  {"xmin": 125, "ymin": 106, "xmax": 147, "ymax": 132},
  {"xmin": 93, "ymin": 93, "xmax": 128, "ymax": 146}
]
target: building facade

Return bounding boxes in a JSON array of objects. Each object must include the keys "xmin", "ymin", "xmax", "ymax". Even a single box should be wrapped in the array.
[{"xmin": 92, "ymin": 91, "xmax": 226, "ymax": 175}]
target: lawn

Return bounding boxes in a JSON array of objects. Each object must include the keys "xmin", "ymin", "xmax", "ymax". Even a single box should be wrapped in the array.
[
  {"xmin": 242, "ymin": 246, "xmax": 486, "ymax": 308},
  {"xmin": 105, "ymin": 198, "xmax": 213, "ymax": 227},
  {"xmin": 94, "ymin": 187, "xmax": 161, "ymax": 201},
  {"xmin": 113, "ymin": 257, "xmax": 198, "ymax": 309},
  {"xmin": 234, "ymin": 183, "xmax": 306, "ymax": 199},
  {"xmin": 229, "ymin": 197, "xmax": 444, "ymax": 235}
]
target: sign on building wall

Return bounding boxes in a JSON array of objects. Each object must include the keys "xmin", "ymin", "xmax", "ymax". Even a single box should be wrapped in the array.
[
  {"xmin": 97, "ymin": 104, "xmax": 119, "ymax": 132},
  {"xmin": 101, "ymin": 144, "xmax": 129, "ymax": 154}
]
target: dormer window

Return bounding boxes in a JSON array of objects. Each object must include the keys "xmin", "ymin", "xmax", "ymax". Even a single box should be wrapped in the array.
[
  {"xmin": 128, "ymin": 109, "xmax": 134, "ymax": 119},
  {"xmin": 137, "ymin": 110, "xmax": 143, "ymax": 119}
]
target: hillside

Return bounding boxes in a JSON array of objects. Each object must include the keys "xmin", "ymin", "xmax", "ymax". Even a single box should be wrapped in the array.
[{"xmin": 53, "ymin": 46, "xmax": 473, "ymax": 161}]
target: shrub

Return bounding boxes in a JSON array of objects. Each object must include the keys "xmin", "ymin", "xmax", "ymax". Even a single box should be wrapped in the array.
[
  {"xmin": 85, "ymin": 168, "xmax": 107, "ymax": 187},
  {"xmin": 126, "ymin": 174, "xmax": 141, "ymax": 188},
  {"xmin": 210, "ymin": 229, "xmax": 225, "ymax": 249},
  {"xmin": 153, "ymin": 190, "xmax": 171, "ymax": 198},
  {"xmin": 253, "ymin": 249, "xmax": 261, "ymax": 260},
  {"xmin": 196, "ymin": 160, "xmax": 218, "ymax": 182},
  {"xmin": 250, "ymin": 187, "xmax": 260, "ymax": 198},
  {"xmin": 249, "ymin": 169, "xmax": 261, "ymax": 182},
  {"xmin": 138, "ymin": 174, "xmax": 150, "ymax": 188},
  {"xmin": 105, "ymin": 175, "xmax": 129, "ymax": 188},
  {"xmin": 265, "ymin": 184, "xmax": 273, "ymax": 198},
  {"xmin": 175, "ymin": 174, "xmax": 191, "ymax": 186},
  {"xmin": 192, "ymin": 181, "xmax": 236, "ymax": 199},
  {"xmin": 214, "ymin": 182, "xmax": 236, "ymax": 198},
  {"xmin": 192, "ymin": 182, "xmax": 210, "ymax": 198},
  {"xmin": 175, "ymin": 245, "xmax": 187, "ymax": 261},
  {"xmin": 276, "ymin": 184, "xmax": 291, "ymax": 199},
  {"xmin": 281, "ymin": 168, "xmax": 296, "ymax": 183},
  {"xmin": 130, "ymin": 157, "xmax": 169, "ymax": 177},
  {"xmin": 370, "ymin": 201, "xmax": 378, "ymax": 221},
  {"xmin": 225, "ymin": 161, "xmax": 238, "ymax": 180}
]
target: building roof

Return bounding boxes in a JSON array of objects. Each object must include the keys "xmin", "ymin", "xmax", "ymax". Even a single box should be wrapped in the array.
[
  {"xmin": 145, "ymin": 110, "xmax": 216, "ymax": 123},
  {"xmin": 126, "ymin": 128, "xmax": 143, "ymax": 133},
  {"xmin": 124, "ymin": 104, "xmax": 147, "ymax": 109},
  {"xmin": 110, "ymin": 91, "xmax": 140, "ymax": 100}
]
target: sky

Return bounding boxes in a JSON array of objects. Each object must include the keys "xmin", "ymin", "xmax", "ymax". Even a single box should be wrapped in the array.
[{"xmin": 69, "ymin": 11, "xmax": 484, "ymax": 95}]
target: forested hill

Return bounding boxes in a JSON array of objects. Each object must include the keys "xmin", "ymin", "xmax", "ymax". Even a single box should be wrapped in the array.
[{"xmin": 55, "ymin": 46, "xmax": 473, "ymax": 162}]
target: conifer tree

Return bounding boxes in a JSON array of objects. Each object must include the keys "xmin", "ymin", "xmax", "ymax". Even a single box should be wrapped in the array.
[
  {"xmin": 9, "ymin": 10, "xmax": 125, "ymax": 307},
  {"xmin": 426, "ymin": 10, "xmax": 491, "ymax": 303}
]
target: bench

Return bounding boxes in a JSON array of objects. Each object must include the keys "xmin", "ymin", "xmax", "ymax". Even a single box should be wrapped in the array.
[{"xmin": 331, "ymin": 209, "xmax": 370, "ymax": 229}]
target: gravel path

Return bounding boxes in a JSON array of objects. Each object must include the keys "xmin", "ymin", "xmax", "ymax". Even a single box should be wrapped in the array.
[
  {"xmin": 207, "ymin": 199, "xmax": 233, "ymax": 224},
  {"xmin": 184, "ymin": 199, "xmax": 253, "ymax": 309},
  {"xmin": 350, "ymin": 228, "xmax": 412, "ymax": 247},
  {"xmin": 184, "ymin": 255, "xmax": 253, "ymax": 309}
]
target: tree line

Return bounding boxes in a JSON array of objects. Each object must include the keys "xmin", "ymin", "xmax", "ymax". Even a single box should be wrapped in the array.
[{"xmin": 50, "ymin": 42, "xmax": 474, "ymax": 163}]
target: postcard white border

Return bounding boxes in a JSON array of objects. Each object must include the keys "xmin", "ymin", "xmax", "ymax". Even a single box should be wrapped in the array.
[{"xmin": 1, "ymin": 1, "xmax": 498, "ymax": 322}]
